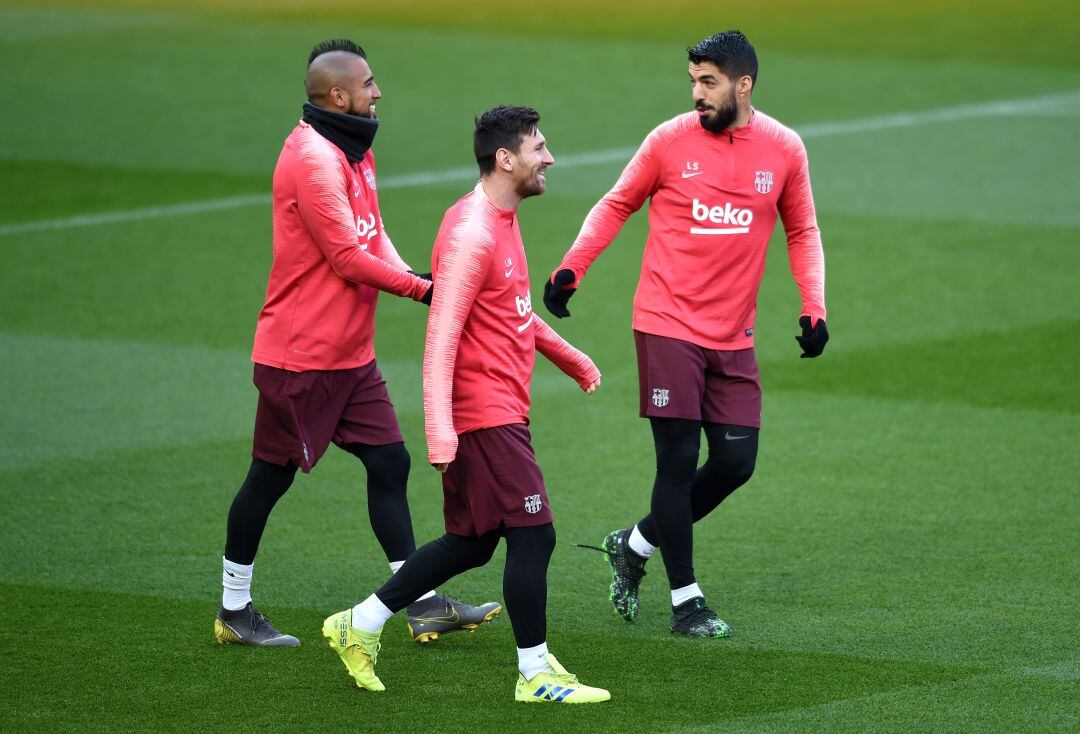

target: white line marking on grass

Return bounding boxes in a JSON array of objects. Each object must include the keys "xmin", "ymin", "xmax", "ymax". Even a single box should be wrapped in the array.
[
  {"xmin": 2, "ymin": 89, "xmax": 1076, "ymax": 238},
  {"xmin": 0, "ymin": 193, "xmax": 271, "ymax": 237}
]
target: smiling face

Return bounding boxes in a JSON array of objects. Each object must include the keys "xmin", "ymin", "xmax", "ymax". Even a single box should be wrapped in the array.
[
  {"xmin": 305, "ymin": 51, "xmax": 382, "ymax": 118},
  {"xmin": 689, "ymin": 61, "xmax": 746, "ymax": 133},
  {"xmin": 508, "ymin": 127, "xmax": 555, "ymax": 198},
  {"xmin": 336, "ymin": 55, "xmax": 382, "ymax": 118}
]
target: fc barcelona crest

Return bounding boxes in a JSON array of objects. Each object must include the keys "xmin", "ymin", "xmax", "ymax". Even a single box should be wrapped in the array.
[
  {"xmin": 652, "ymin": 388, "xmax": 670, "ymax": 408},
  {"xmin": 754, "ymin": 170, "xmax": 773, "ymax": 195},
  {"xmin": 362, "ymin": 166, "xmax": 378, "ymax": 191}
]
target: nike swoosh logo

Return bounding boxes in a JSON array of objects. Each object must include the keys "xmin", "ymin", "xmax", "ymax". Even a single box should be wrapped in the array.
[
  {"xmin": 682, "ymin": 171, "xmax": 703, "ymax": 179},
  {"xmin": 414, "ymin": 609, "xmax": 460, "ymax": 624},
  {"xmin": 725, "ymin": 432, "xmax": 750, "ymax": 440},
  {"xmin": 225, "ymin": 570, "xmax": 235, "ymax": 577},
  {"xmin": 505, "ymin": 266, "xmax": 514, "ymax": 278}
]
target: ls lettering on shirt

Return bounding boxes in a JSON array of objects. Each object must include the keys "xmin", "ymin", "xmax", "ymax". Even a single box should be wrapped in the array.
[
  {"xmin": 252, "ymin": 121, "xmax": 430, "ymax": 372},
  {"xmin": 557, "ymin": 110, "xmax": 826, "ymax": 350},
  {"xmin": 424, "ymin": 182, "xmax": 601, "ymax": 465}
]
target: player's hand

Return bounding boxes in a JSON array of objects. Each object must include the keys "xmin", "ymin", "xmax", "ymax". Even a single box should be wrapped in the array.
[
  {"xmin": 433, "ymin": 462, "xmax": 449, "ymax": 473},
  {"xmin": 543, "ymin": 269, "xmax": 577, "ymax": 318},
  {"xmin": 409, "ymin": 271, "xmax": 434, "ymax": 306},
  {"xmin": 796, "ymin": 315, "xmax": 829, "ymax": 358},
  {"xmin": 584, "ymin": 378, "xmax": 601, "ymax": 395}
]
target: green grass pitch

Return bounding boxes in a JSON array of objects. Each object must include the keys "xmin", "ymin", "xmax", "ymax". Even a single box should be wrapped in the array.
[{"xmin": 1, "ymin": 1, "xmax": 1078, "ymax": 731}]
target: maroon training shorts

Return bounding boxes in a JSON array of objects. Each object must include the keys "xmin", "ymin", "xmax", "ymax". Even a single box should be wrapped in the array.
[
  {"xmin": 251, "ymin": 361, "xmax": 403, "ymax": 473},
  {"xmin": 441, "ymin": 423, "xmax": 553, "ymax": 537},
  {"xmin": 635, "ymin": 330, "xmax": 762, "ymax": 428}
]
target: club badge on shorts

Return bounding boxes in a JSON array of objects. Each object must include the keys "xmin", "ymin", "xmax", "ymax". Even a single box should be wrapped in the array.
[
  {"xmin": 652, "ymin": 388, "xmax": 670, "ymax": 408},
  {"xmin": 754, "ymin": 170, "xmax": 773, "ymax": 195},
  {"xmin": 524, "ymin": 493, "xmax": 543, "ymax": 514}
]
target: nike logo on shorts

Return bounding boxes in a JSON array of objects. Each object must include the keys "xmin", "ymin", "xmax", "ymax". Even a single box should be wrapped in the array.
[
  {"xmin": 681, "ymin": 171, "xmax": 704, "ymax": 179},
  {"xmin": 724, "ymin": 431, "xmax": 750, "ymax": 440}
]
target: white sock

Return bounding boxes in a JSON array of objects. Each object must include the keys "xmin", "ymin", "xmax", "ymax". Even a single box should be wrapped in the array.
[
  {"xmin": 351, "ymin": 594, "xmax": 395, "ymax": 633},
  {"xmin": 517, "ymin": 642, "xmax": 552, "ymax": 680},
  {"xmin": 671, "ymin": 582, "xmax": 703, "ymax": 607},
  {"xmin": 628, "ymin": 525, "xmax": 657, "ymax": 559},
  {"xmin": 388, "ymin": 560, "xmax": 437, "ymax": 602},
  {"xmin": 221, "ymin": 557, "xmax": 253, "ymax": 611}
]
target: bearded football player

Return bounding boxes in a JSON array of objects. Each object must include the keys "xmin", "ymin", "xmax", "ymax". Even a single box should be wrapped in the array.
[
  {"xmin": 213, "ymin": 39, "xmax": 498, "ymax": 648},
  {"xmin": 544, "ymin": 31, "xmax": 829, "ymax": 637},
  {"xmin": 322, "ymin": 106, "xmax": 610, "ymax": 703}
]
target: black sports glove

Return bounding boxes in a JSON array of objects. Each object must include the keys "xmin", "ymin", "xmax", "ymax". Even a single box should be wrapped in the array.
[
  {"xmin": 543, "ymin": 269, "xmax": 577, "ymax": 318},
  {"xmin": 795, "ymin": 315, "xmax": 829, "ymax": 358},
  {"xmin": 409, "ymin": 271, "xmax": 434, "ymax": 306}
]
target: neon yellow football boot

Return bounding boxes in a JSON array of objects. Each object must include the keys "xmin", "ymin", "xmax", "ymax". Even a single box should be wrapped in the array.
[
  {"xmin": 321, "ymin": 609, "xmax": 385, "ymax": 692},
  {"xmin": 514, "ymin": 653, "xmax": 611, "ymax": 703}
]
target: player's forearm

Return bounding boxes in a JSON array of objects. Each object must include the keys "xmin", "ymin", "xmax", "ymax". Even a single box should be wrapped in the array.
[
  {"xmin": 378, "ymin": 227, "xmax": 412, "ymax": 272},
  {"xmin": 533, "ymin": 315, "xmax": 601, "ymax": 389},
  {"xmin": 322, "ymin": 244, "xmax": 430, "ymax": 300},
  {"xmin": 786, "ymin": 230, "xmax": 827, "ymax": 321},
  {"xmin": 558, "ymin": 196, "xmax": 635, "ymax": 280},
  {"xmin": 422, "ymin": 360, "xmax": 458, "ymax": 464},
  {"xmin": 422, "ymin": 304, "xmax": 462, "ymax": 463},
  {"xmin": 422, "ymin": 241, "xmax": 487, "ymax": 462}
]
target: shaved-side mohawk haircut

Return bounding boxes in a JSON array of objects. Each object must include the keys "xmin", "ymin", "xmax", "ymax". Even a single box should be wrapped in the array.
[{"xmin": 308, "ymin": 38, "xmax": 366, "ymax": 66}]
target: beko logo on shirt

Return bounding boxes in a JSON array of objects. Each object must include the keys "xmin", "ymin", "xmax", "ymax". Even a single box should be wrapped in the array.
[
  {"xmin": 515, "ymin": 291, "xmax": 535, "ymax": 333},
  {"xmin": 355, "ymin": 213, "xmax": 379, "ymax": 250},
  {"xmin": 690, "ymin": 198, "xmax": 752, "ymax": 235}
]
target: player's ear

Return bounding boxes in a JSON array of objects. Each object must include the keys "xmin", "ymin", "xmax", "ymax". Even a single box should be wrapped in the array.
[
  {"xmin": 496, "ymin": 148, "xmax": 513, "ymax": 173},
  {"xmin": 330, "ymin": 86, "xmax": 347, "ymax": 110},
  {"xmin": 738, "ymin": 75, "xmax": 753, "ymax": 98}
]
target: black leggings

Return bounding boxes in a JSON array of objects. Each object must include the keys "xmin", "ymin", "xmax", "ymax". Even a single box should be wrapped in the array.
[
  {"xmin": 223, "ymin": 442, "xmax": 416, "ymax": 566},
  {"xmin": 637, "ymin": 419, "xmax": 758, "ymax": 589},
  {"xmin": 375, "ymin": 524, "xmax": 556, "ymax": 648}
]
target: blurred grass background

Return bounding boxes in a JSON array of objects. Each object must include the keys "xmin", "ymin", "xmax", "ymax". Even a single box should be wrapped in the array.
[{"xmin": 1, "ymin": 1, "xmax": 1077, "ymax": 731}]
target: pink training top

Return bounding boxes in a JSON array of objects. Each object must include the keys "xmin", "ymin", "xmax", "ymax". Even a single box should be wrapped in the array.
[
  {"xmin": 557, "ymin": 109, "xmax": 826, "ymax": 350},
  {"xmin": 424, "ymin": 181, "xmax": 601, "ymax": 465},
  {"xmin": 252, "ymin": 121, "xmax": 430, "ymax": 372}
]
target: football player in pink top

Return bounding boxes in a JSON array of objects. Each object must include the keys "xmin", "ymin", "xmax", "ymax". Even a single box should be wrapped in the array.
[
  {"xmin": 214, "ymin": 39, "xmax": 497, "ymax": 648},
  {"xmin": 543, "ymin": 31, "xmax": 829, "ymax": 638},
  {"xmin": 323, "ymin": 107, "xmax": 611, "ymax": 703}
]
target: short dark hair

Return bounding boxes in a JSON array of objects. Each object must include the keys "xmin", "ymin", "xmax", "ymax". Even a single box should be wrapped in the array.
[
  {"xmin": 473, "ymin": 106, "xmax": 541, "ymax": 175},
  {"xmin": 688, "ymin": 31, "xmax": 758, "ymax": 88},
  {"xmin": 308, "ymin": 38, "xmax": 366, "ymax": 66}
]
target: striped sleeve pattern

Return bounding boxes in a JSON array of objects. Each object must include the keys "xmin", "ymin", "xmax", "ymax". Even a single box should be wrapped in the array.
[
  {"xmin": 294, "ymin": 129, "xmax": 428, "ymax": 301},
  {"xmin": 556, "ymin": 113, "xmax": 696, "ymax": 285},
  {"xmin": 422, "ymin": 197, "xmax": 495, "ymax": 464},
  {"xmin": 533, "ymin": 314, "xmax": 601, "ymax": 390},
  {"xmin": 756, "ymin": 115, "xmax": 827, "ymax": 323}
]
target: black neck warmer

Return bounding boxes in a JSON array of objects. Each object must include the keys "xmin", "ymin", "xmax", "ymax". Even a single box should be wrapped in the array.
[{"xmin": 301, "ymin": 102, "xmax": 379, "ymax": 163}]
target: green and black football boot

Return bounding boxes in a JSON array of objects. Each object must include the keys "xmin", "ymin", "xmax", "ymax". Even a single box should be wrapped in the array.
[{"xmin": 670, "ymin": 596, "xmax": 732, "ymax": 638}]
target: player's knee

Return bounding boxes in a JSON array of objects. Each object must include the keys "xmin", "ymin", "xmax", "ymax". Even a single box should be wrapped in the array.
[
  {"xmin": 655, "ymin": 439, "xmax": 699, "ymax": 478},
  {"xmin": 708, "ymin": 443, "xmax": 756, "ymax": 486},
  {"xmin": 248, "ymin": 458, "xmax": 297, "ymax": 496},
  {"xmin": 380, "ymin": 442, "xmax": 411, "ymax": 480},
  {"xmin": 351, "ymin": 441, "xmax": 411, "ymax": 487},
  {"xmin": 437, "ymin": 532, "xmax": 498, "ymax": 569},
  {"xmin": 505, "ymin": 523, "xmax": 556, "ymax": 561},
  {"xmin": 533, "ymin": 522, "xmax": 556, "ymax": 557}
]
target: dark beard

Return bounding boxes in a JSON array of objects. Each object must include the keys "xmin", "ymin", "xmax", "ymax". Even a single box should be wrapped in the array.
[
  {"xmin": 516, "ymin": 173, "xmax": 546, "ymax": 199},
  {"xmin": 698, "ymin": 93, "xmax": 738, "ymax": 133}
]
